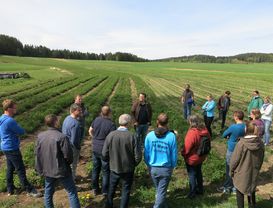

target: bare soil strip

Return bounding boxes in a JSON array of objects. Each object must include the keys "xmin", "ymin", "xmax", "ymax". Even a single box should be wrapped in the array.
[
  {"xmin": 129, "ymin": 77, "xmax": 138, "ymax": 101},
  {"xmin": 105, "ymin": 79, "xmax": 120, "ymax": 105}
]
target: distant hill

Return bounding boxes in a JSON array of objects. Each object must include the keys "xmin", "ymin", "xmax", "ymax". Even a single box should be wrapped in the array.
[{"xmin": 154, "ymin": 53, "xmax": 273, "ymax": 63}]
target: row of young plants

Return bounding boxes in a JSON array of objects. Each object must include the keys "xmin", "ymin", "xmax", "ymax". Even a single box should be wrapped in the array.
[
  {"xmin": 6, "ymin": 76, "xmax": 76, "ymax": 102},
  {"xmin": 14, "ymin": 76, "xmax": 94, "ymax": 115},
  {"xmin": 0, "ymin": 78, "xmax": 56, "ymax": 99},
  {"xmin": 16, "ymin": 76, "xmax": 107, "ymax": 133}
]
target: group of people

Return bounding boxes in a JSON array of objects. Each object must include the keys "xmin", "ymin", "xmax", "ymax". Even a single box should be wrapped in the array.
[{"xmin": 0, "ymin": 84, "xmax": 272, "ymax": 208}]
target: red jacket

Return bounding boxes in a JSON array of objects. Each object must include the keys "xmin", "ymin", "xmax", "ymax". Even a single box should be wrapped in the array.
[{"xmin": 181, "ymin": 128, "xmax": 210, "ymax": 166}]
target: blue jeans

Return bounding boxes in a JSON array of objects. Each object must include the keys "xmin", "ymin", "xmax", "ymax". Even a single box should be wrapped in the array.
[
  {"xmin": 183, "ymin": 103, "xmax": 192, "ymax": 120},
  {"xmin": 223, "ymin": 150, "xmax": 234, "ymax": 189},
  {"xmin": 150, "ymin": 167, "xmax": 173, "ymax": 208},
  {"xmin": 136, "ymin": 124, "xmax": 149, "ymax": 146},
  {"xmin": 44, "ymin": 175, "xmax": 80, "ymax": 208},
  {"xmin": 186, "ymin": 163, "xmax": 203, "ymax": 196},
  {"xmin": 106, "ymin": 171, "xmax": 134, "ymax": 208},
  {"xmin": 262, "ymin": 119, "xmax": 271, "ymax": 145},
  {"xmin": 92, "ymin": 152, "xmax": 110, "ymax": 194},
  {"xmin": 3, "ymin": 150, "xmax": 33, "ymax": 193}
]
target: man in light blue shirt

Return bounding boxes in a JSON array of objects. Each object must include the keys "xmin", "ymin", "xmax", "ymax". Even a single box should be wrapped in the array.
[{"xmin": 144, "ymin": 113, "xmax": 177, "ymax": 208}]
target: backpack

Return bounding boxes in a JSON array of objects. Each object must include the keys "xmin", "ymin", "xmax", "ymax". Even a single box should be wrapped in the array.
[{"xmin": 197, "ymin": 136, "xmax": 211, "ymax": 156}]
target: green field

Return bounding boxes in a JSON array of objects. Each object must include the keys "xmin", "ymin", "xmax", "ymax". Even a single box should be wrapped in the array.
[{"xmin": 0, "ymin": 55, "xmax": 273, "ymax": 208}]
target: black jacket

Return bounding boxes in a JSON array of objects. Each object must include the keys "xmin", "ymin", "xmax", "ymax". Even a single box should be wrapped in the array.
[{"xmin": 35, "ymin": 127, "xmax": 73, "ymax": 178}]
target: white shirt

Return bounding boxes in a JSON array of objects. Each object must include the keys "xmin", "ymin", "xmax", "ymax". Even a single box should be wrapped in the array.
[{"xmin": 260, "ymin": 103, "xmax": 273, "ymax": 121}]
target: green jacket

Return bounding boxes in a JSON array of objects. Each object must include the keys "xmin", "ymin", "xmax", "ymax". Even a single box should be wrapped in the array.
[{"xmin": 247, "ymin": 96, "xmax": 263, "ymax": 115}]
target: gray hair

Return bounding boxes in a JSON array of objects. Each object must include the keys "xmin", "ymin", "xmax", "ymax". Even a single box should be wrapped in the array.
[
  {"xmin": 119, "ymin": 114, "xmax": 131, "ymax": 126},
  {"xmin": 188, "ymin": 115, "xmax": 205, "ymax": 129}
]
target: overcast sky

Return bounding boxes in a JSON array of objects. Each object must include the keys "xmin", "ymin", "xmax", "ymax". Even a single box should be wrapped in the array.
[{"xmin": 1, "ymin": 0, "xmax": 273, "ymax": 59}]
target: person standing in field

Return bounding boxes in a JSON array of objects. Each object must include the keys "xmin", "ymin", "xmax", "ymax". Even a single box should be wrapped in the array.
[
  {"xmin": 247, "ymin": 90, "xmax": 263, "ymax": 119},
  {"xmin": 0, "ymin": 99, "xmax": 42, "ymax": 197},
  {"xmin": 62, "ymin": 103, "xmax": 82, "ymax": 181},
  {"xmin": 202, "ymin": 94, "xmax": 216, "ymax": 137},
  {"xmin": 88, "ymin": 106, "xmax": 116, "ymax": 196},
  {"xmin": 131, "ymin": 92, "xmax": 152, "ymax": 147},
  {"xmin": 250, "ymin": 109, "xmax": 265, "ymax": 138},
  {"xmin": 102, "ymin": 114, "xmax": 142, "ymax": 208},
  {"xmin": 217, "ymin": 91, "xmax": 231, "ymax": 130},
  {"xmin": 35, "ymin": 114, "xmax": 80, "ymax": 208},
  {"xmin": 181, "ymin": 84, "xmax": 195, "ymax": 120},
  {"xmin": 217, "ymin": 111, "xmax": 245, "ymax": 194},
  {"xmin": 144, "ymin": 113, "xmax": 177, "ymax": 207},
  {"xmin": 74, "ymin": 94, "xmax": 89, "ymax": 139},
  {"xmin": 182, "ymin": 115, "xmax": 210, "ymax": 199},
  {"xmin": 260, "ymin": 96, "xmax": 273, "ymax": 146},
  {"xmin": 230, "ymin": 121, "xmax": 264, "ymax": 208}
]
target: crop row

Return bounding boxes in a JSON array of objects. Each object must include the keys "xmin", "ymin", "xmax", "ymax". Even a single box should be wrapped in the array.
[
  {"xmin": 7, "ymin": 76, "xmax": 76, "ymax": 102},
  {"xmin": 16, "ymin": 76, "xmax": 107, "ymax": 133},
  {"xmin": 109, "ymin": 77, "xmax": 132, "ymax": 124},
  {"xmin": 0, "ymin": 78, "xmax": 56, "ymax": 98},
  {"xmin": 15, "ymin": 76, "xmax": 94, "ymax": 115}
]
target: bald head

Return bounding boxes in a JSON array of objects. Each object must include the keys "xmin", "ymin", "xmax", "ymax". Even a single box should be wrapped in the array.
[
  {"xmin": 101, "ymin": 106, "xmax": 111, "ymax": 117},
  {"xmin": 157, "ymin": 113, "xmax": 168, "ymax": 127}
]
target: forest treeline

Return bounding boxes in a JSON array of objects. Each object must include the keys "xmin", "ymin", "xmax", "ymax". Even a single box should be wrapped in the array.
[
  {"xmin": 1, "ymin": 34, "xmax": 273, "ymax": 63},
  {"xmin": 0, "ymin": 34, "xmax": 147, "ymax": 62}
]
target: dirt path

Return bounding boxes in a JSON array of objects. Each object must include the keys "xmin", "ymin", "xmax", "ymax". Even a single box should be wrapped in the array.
[
  {"xmin": 104, "ymin": 79, "xmax": 120, "ymax": 105},
  {"xmin": 129, "ymin": 77, "xmax": 138, "ymax": 101}
]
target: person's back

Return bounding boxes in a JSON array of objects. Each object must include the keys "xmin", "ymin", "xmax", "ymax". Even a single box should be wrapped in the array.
[
  {"xmin": 36, "ymin": 114, "xmax": 80, "ymax": 208},
  {"xmin": 91, "ymin": 116, "xmax": 116, "ymax": 154},
  {"xmin": 104, "ymin": 129, "xmax": 140, "ymax": 173},
  {"xmin": 144, "ymin": 128, "xmax": 177, "ymax": 168},
  {"xmin": 36, "ymin": 127, "xmax": 73, "ymax": 178}
]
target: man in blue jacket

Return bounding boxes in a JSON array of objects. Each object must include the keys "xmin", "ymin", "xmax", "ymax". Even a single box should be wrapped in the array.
[
  {"xmin": 0, "ymin": 99, "xmax": 41, "ymax": 197},
  {"xmin": 62, "ymin": 103, "xmax": 82, "ymax": 181},
  {"xmin": 144, "ymin": 113, "xmax": 177, "ymax": 208}
]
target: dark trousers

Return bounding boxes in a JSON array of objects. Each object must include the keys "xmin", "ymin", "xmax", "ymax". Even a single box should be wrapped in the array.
[
  {"xmin": 186, "ymin": 163, "xmax": 203, "ymax": 196},
  {"xmin": 136, "ymin": 124, "xmax": 149, "ymax": 147},
  {"xmin": 219, "ymin": 110, "xmax": 227, "ymax": 129},
  {"xmin": 236, "ymin": 189, "xmax": 256, "ymax": 208},
  {"xmin": 183, "ymin": 103, "xmax": 192, "ymax": 120},
  {"xmin": 106, "ymin": 171, "xmax": 134, "ymax": 208},
  {"xmin": 92, "ymin": 152, "xmax": 110, "ymax": 194},
  {"xmin": 204, "ymin": 115, "xmax": 214, "ymax": 137},
  {"xmin": 3, "ymin": 150, "xmax": 33, "ymax": 193}
]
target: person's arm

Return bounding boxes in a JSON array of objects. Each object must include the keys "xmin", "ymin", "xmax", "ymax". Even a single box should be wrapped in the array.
[
  {"xmin": 263, "ymin": 104, "xmax": 273, "ymax": 116},
  {"xmin": 60, "ymin": 136, "xmax": 73, "ymax": 164},
  {"xmin": 147, "ymin": 103, "xmax": 152, "ymax": 124},
  {"xmin": 144, "ymin": 135, "xmax": 150, "ymax": 166},
  {"xmin": 102, "ymin": 134, "xmax": 111, "ymax": 161},
  {"xmin": 181, "ymin": 131, "xmax": 195, "ymax": 157},
  {"xmin": 202, "ymin": 102, "xmax": 207, "ymax": 110},
  {"xmin": 206, "ymin": 101, "xmax": 216, "ymax": 111},
  {"xmin": 181, "ymin": 91, "xmax": 185, "ymax": 103},
  {"xmin": 10, "ymin": 119, "xmax": 25, "ymax": 135},
  {"xmin": 229, "ymin": 141, "xmax": 243, "ymax": 177},
  {"xmin": 222, "ymin": 126, "xmax": 232, "ymax": 139},
  {"xmin": 88, "ymin": 127, "xmax": 94, "ymax": 137},
  {"xmin": 191, "ymin": 91, "xmax": 194, "ymax": 101},
  {"xmin": 70, "ymin": 124, "xmax": 81, "ymax": 150},
  {"xmin": 131, "ymin": 102, "xmax": 137, "ymax": 122},
  {"xmin": 83, "ymin": 106, "xmax": 89, "ymax": 117},
  {"xmin": 171, "ymin": 134, "xmax": 178, "ymax": 168},
  {"xmin": 133, "ymin": 135, "xmax": 142, "ymax": 166}
]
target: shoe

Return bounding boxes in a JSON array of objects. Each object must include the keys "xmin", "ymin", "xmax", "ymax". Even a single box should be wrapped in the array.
[
  {"xmin": 217, "ymin": 186, "xmax": 225, "ymax": 193},
  {"xmin": 186, "ymin": 193, "xmax": 196, "ymax": 199},
  {"xmin": 231, "ymin": 187, "xmax": 236, "ymax": 194},
  {"xmin": 7, "ymin": 191, "xmax": 14, "ymax": 196},
  {"xmin": 27, "ymin": 188, "xmax": 42, "ymax": 198}
]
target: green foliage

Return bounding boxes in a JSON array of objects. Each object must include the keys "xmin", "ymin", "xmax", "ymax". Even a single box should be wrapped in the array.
[{"xmin": 22, "ymin": 143, "xmax": 35, "ymax": 168}]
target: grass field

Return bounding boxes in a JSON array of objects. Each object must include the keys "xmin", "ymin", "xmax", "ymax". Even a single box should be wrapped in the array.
[{"xmin": 0, "ymin": 55, "xmax": 273, "ymax": 208}]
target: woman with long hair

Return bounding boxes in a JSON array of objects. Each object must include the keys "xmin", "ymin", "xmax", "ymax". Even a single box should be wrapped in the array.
[{"xmin": 230, "ymin": 121, "xmax": 264, "ymax": 208}]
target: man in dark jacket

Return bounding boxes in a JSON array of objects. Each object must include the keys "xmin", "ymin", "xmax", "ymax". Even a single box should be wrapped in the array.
[
  {"xmin": 131, "ymin": 93, "xmax": 152, "ymax": 146},
  {"xmin": 0, "ymin": 99, "xmax": 41, "ymax": 197},
  {"xmin": 217, "ymin": 91, "xmax": 231, "ymax": 130},
  {"xmin": 181, "ymin": 84, "xmax": 195, "ymax": 120},
  {"xmin": 102, "ymin": 114, "xmax": 142, "ymax": 208},
  {"xmin": 88, "ymin": 106, "xmax": 116, "ymax": 196},
  {"xmin": 36, "ymin": 114, "xmax": 80, "ymax": 208}
]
